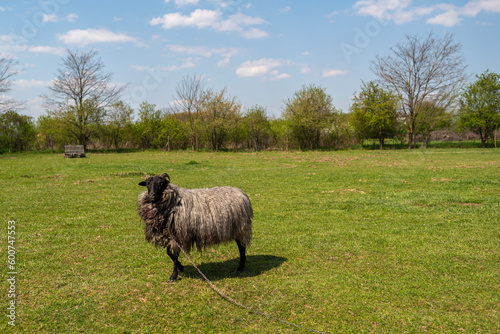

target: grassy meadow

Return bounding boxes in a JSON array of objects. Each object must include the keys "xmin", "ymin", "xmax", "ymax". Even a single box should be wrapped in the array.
[{"xmin": 1, "ymin": 149, "xmax": 499, "ymax": 333}]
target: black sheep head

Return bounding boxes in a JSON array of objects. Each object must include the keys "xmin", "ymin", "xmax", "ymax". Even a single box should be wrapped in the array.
[{"xmin": 139, "ymin": 173, "xmax": 170, "ymax": 202}]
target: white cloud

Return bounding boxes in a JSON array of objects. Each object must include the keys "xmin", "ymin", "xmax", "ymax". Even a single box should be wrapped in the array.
[
  {"xmin": 241, "ymin": 27, "xmax": 269, "ymax": 39},
  {"xmin": 426, "ymin": 8, "xmax": 461, "ymax": 26},
  {"xmin": 166, "ymin": 44, "xmax": 239, "ymax": 66},
  {"xmin": 279, "ymin": 6, "xmax": 291, "ymax": 13},
  {"xmin": 132, "ymin": 58, "xmax": 198, "ymax": 73},
  {"xmin": 150, "ymin": 9, "xmax": 219, "ymax": 29},
  {"xmin": 474, "ymin": 20, "xmax": 494, "ymax": 25},
  {"xmin": 353, "ymin": 0, "xmax": 500, "ymax": 26},
  {"xmin": 327, "ymin": 10, "xmax": 340, "ymax": 17},
  {"xmin": 41, "ymin": 13, "xmax": 78, "ymax": 23},
  {"xmin": 159, "ymin": 58, "xmax": 197, "ymax": 71},
  {"xmin": 42, "ymin": 14, "xmax": 59, "ymax": 23},
  {"xmin": 174, "ymin": 0, "xmax": 200, "ymax": 7},
  {"xmin": 14, "ymin": 79, "xmax": 52, "ymax": 88},
  {"xmin": 25, "ymin": 96, "xmax": 46, "ymax": 117},
  {"xmin": 217, "ymin": 58, "xmax": 231, "ymax": 67},
  {"xmin": 463, "ymin": 0, "xmax": 500, "ymax": 16},
  {"xmin": 327, "ymin": 10, "xmax": 341, "ymax": 22},
  {"xmin": 0, "ymin": 7, "xmax": 6, "ymax": 12},
  {"xmin": 0, "ymin": 94, "xmax": 12, "ymax": 102},
  {"xmin": 149, "ymin": 9, "xmax": 268, "ymax": 39},
  {"xmin": 354, "ymin": 0, "xmax": 411, "ymax": 20},
  {"xmin": 426, "ymin": 0, "xmax": 500, "ymax": 26},
  {"xmin": 131, "ymin": 65, "xmax": 148, "ymax": 72},
  {"xmin": 217, "ymin": 12, "xmax": 266, "ymax": 31},
  {"xmin": 66, "ymin": 13, "xmax": 78, "ymax": 22},
  {"xmin": 301, "ymin": 65, "xmax": 311, "ymax": 74},
  {"xmin": 167, "ymin": 44, "xmax": 223, "ymax": 57},
  {"xmin": 269, "ymin": 71, "xmax": 290, "ymax": 81},
  {"xmin": 58, "ymin": 28, "xmax": 139, "ymax": 46},
  {"xmin": 0, "ymin": 34, "xmax": 28, "ymax": 54},
  {"xmin": 236, "ymin": 58, "xmax": 292, "ymax": 81},
  {"xmin": 28, "ymin": 46, "xmax": 66, "ymax": 56},
  {"xmin": 322, "ymin": 68, "xmax": 348, "ymax": 77}
]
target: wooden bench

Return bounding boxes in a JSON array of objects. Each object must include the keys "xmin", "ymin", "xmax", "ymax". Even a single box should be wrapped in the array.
[{"xmin": 65, "ymin": 145, "xmax": 86, "ymax": 158}]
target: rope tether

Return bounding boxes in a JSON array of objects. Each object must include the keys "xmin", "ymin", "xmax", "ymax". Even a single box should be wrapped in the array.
[{"xmin": 173, "ymin": 240, "xmax": 327, "ymax": 334}]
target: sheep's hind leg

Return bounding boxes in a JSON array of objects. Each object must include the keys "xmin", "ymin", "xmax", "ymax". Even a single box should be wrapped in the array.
[
  {"xmin": 236, "ymin": 240, "xmax": 246, "ymax": 274},
  {"xmin": 167, "ymin": 247, "xmax": 184, "ymax": 283}
]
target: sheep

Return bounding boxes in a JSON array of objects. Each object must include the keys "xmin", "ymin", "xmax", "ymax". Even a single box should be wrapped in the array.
[{"xmin": 137, "ymin": 173, "xmax": 253, "ymax": 282}]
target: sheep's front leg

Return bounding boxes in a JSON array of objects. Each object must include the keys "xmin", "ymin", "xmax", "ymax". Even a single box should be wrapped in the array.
[
  {"xmin": 166, "ymin": 247, "xmax": 184, "ymax": 283},
  {"xmin": 236, "ymin": 240, "xmax": 246, "ymax": 274}
]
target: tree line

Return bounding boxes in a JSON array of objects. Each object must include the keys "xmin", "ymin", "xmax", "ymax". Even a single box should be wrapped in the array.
[{"xmin": 1, "ymin": 32, "xmax": 499, "ymax": 153}]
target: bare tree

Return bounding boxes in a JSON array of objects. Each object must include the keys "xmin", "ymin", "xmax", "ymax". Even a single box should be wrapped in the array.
[
  {"xmin": 172, "ymin": 75, "xmax": 206, "ymax": 150},
  {"xmin": 43, "ymin": 49, "xmax": 126, "ymax": 148},
  {"xmin": 44, "ymin": 49, "xmax": 125, "ymax": 109},
  {"xmin": 0, "ymin": 53, "xmax": 20, "ymax": 112},
  {"xmin": 371, "ymin": 32, "xmax": 467, "ymax": 148}
]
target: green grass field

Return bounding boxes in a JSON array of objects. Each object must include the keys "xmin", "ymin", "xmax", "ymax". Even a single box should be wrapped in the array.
[{"xmin": 1, "ymin": 149, "xmax": 499, "ymax": 333}]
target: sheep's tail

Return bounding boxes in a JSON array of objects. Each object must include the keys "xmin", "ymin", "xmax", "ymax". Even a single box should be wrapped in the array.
[{"xmin": 236, "ymin": 190, "xmax": 253, "ymax": 247}]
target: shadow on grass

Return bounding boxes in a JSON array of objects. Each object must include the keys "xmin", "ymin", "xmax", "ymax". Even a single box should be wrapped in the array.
[{"xmin": 181, "ymin": 255, "xmax": 287, "ymax": 281}]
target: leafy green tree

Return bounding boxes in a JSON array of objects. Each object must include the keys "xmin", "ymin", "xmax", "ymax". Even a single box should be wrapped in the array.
[
  {"xmin": 283, "ymin": 84, "xmax": 337, "ymax": 150},
  {"xmin": 269, "ymin": 118, "xmax": 293, "ymax": 150},
  {"xmin": 415, "ymin": 100, "xmax": 452, "ymax": 148},
  {"xmin": 200, "ymin": 88, "xmax": 241, "ymax": 151},
  {"xmin": 161, "ymin": 112, "xmax": 189, "ymax": 151},
  {"xmin": 458, "ymin": 70, "xmax": 500, "ymax": 148},
  {"xmin": 36, "ymin": 114, "xmax": 71, "ymax": 152},
  {"xmin": 244, "ymin": 105, "xmax": 271, "ymax": 150},
  {"xmin": 350, "ymin": 81, "xmax": 399, "ymax": 149},
  {"xmin": 0, "ymin": 111, "xmax": 36, "ymax": 152},
  {"xmin": 49, "ymin": 98, "xmax": 105, "ymax": 148},
  {"xmin": 104, "ymin": 100, "xmax": 134, "ymax": 150},
  {"xmin": 326, "ymin": 112, "xmax": 356, "ymax": 149},
  {"xmin": 134, "ymin": 102, "xmax": 164, "ymax": 149}
]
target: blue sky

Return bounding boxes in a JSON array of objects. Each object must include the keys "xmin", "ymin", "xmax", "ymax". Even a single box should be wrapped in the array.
[{"xmin": 1, "ymin": 0, "xmax": 500, "ymax": 119}]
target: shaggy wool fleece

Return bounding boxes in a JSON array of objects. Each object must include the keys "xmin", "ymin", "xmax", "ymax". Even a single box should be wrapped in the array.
[{"xmin": 138, "ymin": 184, "xmax": 253, "ymax": 254}]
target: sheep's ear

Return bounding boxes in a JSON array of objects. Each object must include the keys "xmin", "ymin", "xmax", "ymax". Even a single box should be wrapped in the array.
[{"xmin": 138, "ymin": 181, "xmax": 147, "ymax": 186}]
